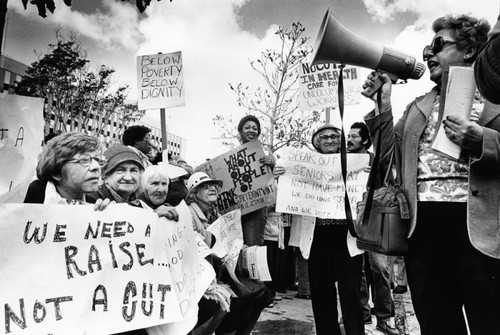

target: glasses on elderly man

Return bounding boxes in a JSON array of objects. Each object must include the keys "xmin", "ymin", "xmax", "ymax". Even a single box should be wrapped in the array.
[
  {"xmin": 423, "ymin": 36, "xmax": 457, "ymax": 61},
  {"xmin": 319, "ymin": 134, "xmax": 340, "ymax": 141},
  {"xmin": 68, "ymin": 154, "xmax": 107, "ymax": 167}
]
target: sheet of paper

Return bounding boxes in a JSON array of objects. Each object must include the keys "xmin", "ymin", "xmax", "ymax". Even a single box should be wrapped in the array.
[
  {"xmin": 431, "ymin": 66, "xmax": 476, "ymax": 159},
  {"xmin": 255, "ymin": 246, "xmax": 272, "ymax": 281}
]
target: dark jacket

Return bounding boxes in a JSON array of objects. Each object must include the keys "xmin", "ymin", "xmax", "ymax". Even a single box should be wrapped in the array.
[{"xmin": 23, "ymin": 179, "xmax": 48, "ymax": 203}]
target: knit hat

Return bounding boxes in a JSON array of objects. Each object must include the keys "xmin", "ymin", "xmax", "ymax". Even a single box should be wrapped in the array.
[
  {"xmin": 311, "ymin": 124, "xmax": 342, "ymax": 152},
  {"xmin": 237, "ymin": 115, "xmax": 261, "ymax": 135},
  {"xmin": 102, "ymin": 144, "xmax": 144, "ymax": 176}
]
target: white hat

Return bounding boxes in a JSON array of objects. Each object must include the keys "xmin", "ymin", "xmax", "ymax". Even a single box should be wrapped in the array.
[{"xmin": 186, "ymin": 172, "xmax": 223, "ymax": 192}]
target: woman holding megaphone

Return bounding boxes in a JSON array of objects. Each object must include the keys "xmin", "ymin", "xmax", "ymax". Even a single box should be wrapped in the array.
[{"xmin": 363, "ymin": 14, "xmax": 500, "ymax": 335}]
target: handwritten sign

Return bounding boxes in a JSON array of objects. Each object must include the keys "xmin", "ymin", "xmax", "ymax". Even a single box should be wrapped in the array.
[
  {"xmin": 0, "ymin": 203, "xmax": 214, "ymax": 335},
  {"xmin": 0, "ymin": 94, "xmax": 44, "ymax": 204},
  {"xmin": 196, "ymin": 141, "xmax": 277, "ymax": 215},
  {"xmin": 137, "ymin": 51, "xmax": 185, "ymax": 110},
  {"xmin": 207, "ymin": 210, "xmax": 243, "ymax": 283},
  {"xmin": 275, "ymin": 148, "xmax": 369, "ymax": 219},
  {"xmin": 298, "ymin": 63, "xmax": 361, "ymax": 110},
  {"xmin": 148, "ymin": 201, "xmax": 215, "ymax": 335}
]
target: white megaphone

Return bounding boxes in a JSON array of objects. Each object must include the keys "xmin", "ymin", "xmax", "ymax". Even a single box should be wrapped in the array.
[{"xmin": 311, "ymin": 9, "xmax": 426, "ymax": 97}]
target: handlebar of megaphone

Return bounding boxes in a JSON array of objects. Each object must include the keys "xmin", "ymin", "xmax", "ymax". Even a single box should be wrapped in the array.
[{"xmin": 361, "ymin": 71, "xmax": 399, "ymax": 98}]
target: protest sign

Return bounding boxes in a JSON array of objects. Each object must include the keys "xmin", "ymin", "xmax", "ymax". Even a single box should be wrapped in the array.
[
  {"xmin": 298, "ymin": 62, "xmax": 361, "ymax": 111},
  {"xmin": 0, "ymin": 203, "xmax": 213, "ymax": 335},
  {"xmin": 148, "ymin": 201, "xmax": 215, "ymax": 335},
  {"xmin": 275, "ymin": 147, "xmax": 369, "ymax": 219},
  {"xmin": 137, "ymin": 51, "xmax": 185, "ymax": 110},
  {"xmin": 0, "ymin": 94, "xmax": 44, "ymax": 204},
  {"xmin": 207, "ymin": 209, "xmax": 243, "ymax": 283},
  {"xmin": 196, "ymin": 140, "xmax": 277, "ymax": 215}
]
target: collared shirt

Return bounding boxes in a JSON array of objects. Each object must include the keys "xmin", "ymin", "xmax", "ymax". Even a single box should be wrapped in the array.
[{"xmin": 44, "ymin": 181, "xmax": 87, "ymax": 205}]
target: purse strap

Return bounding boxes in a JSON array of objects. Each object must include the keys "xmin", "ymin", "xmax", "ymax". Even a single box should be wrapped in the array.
[
  {"xmin": 337, "ymin": 65, "xmax": 358, "ymax": 237},
  {"xmin": 340, "ymin": 80, "xmax": 391, "ymax": 237},
  {"xmin": 358, "ymin": 96, "xmax": 388, "ymax": 229}
]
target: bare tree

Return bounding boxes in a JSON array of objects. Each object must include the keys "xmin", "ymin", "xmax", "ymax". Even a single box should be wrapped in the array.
[{"xmin": 214, "ymin": 22, "xmax": 321, "ymax": 153}]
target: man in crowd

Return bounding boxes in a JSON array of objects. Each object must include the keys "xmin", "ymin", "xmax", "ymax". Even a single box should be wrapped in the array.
[
  {"xmin": 301, "ymin": 124, "xmax": 366, "ymax": 335},
  {"xmin": 122, "ymin": 125, "xmax": 153, "ymax": 168},
  {"xmin": 347, "ymin": 122, "xmax": 398, "ymax": 335}
]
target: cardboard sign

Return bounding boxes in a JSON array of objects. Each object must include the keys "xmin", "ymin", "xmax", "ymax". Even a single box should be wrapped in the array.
[
  {"xmin": 0, "ymin": 94, "xmax": 44, "ymax": 204},
  {"xmin": 148, "ymin": 202, "xmax": 216, "ymax": 335},
  {"xmin": 298, "ymin": 63, "xmax": 361, "ymax": 110},
  {"xmin": 137, "ymin": 51, "xmax": 185, "ymax": 110},
  {"xmin": 275, "ymin": 148, "xmax": 369, "ymax": 219},
  {"xmin": 196, "ymin": 141, "xmax": 277, "ymax": 215},
  {"xmin": 207, "ymin": 210, "xmax": 243, "ymax": 284},
  {"xmin": 0, "ymin": 202, "xmax": 214, "ymax": 335}
]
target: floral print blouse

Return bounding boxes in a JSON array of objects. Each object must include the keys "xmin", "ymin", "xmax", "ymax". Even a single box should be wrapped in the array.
[{"xmin": 416, "ymin": 94, "xmax": 483, "ymax": 202}]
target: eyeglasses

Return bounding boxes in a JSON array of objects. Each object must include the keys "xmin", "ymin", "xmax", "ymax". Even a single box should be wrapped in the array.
[
  {"xmin": 200, "ymin": 183, "xmax": 219, "ymax": 190},
  {"xmin": 319, "ymin": 134, "xmax": 340, "ymax": 141},
  {"xmin": 423, "ymin": 36, "xmax": 457, "ymax": 61},
  {"xmin": 68, "ymin": 154, "xmax": 107, "ymax": 167}
]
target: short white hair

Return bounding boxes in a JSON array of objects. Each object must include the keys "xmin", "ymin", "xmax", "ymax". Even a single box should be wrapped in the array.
[{"xmin": 140, "ymin": 165, "xmax": 170, "ymax": 189}]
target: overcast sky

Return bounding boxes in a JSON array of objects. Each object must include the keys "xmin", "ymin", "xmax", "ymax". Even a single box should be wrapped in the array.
[{"xmin": 5, "ymin": 0, "xmax": 499, "ymax": 165}]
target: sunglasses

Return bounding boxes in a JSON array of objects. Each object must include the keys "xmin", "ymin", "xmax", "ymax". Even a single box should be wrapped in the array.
[
  {"xmin": 68, "ymin": 154, "xmax": 107, "ymax": 167},
  {"xmin": 423, "ymin": 36, "xmax": 457, "ymax": 61}
]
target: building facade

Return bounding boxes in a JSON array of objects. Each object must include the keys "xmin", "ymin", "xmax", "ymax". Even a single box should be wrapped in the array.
[{"xmin": 0, "ymin": 54, "xmax": 187, "ymax": 160}]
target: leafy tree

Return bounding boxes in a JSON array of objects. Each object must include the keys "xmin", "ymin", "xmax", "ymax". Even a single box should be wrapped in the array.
[
  {"xmin": 16, "ymin": 33, "xmax": 143, "ymax": 137},
  {"xmin": 214, "ymin": 22, "xmax": 322, "ymax": 153},
  {"xmin": 21, "ymin": 0, "xmax": 170, "ymax": 18}
]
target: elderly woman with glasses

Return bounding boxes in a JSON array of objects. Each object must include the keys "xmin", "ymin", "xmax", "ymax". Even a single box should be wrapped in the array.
[
  {"xmin": 87, "ymin": 144, "xmax": 144, "ymax": 206},
  {"xmin": 24, "ymin": 132, "xmax": 109, "ymax": 209},
  {"xmin": 183, "ymin": 172, "xmax": 233, "ymax": 335},
  {"xmin": 185, "ymin": 172, "xmax": 272, "ymax": 335},
  {"xmin": 363, "ymin": 15, "xmax": 500, "ymax": 334}
]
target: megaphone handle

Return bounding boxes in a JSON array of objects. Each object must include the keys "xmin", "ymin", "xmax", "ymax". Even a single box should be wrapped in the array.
[
  {"xmin": 361, "ymin": 72, "xmax": 398, "ymax": 98},
  {"xmin": 361, "ymin": 76, "xmax": 384, "ymax": 98}
]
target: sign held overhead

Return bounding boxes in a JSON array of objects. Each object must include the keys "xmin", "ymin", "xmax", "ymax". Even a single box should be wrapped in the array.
[{"xmin": 137, "ymin": 51, "xmax": 185, "ymax": 110}]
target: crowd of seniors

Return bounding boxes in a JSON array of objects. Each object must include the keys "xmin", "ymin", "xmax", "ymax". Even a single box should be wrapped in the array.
[
  {"xmin": 15, "ymin": 10, "xmax": 500, "ymax": 335},
  {"xmin": 23, "ymin": 122, "xmax": 273, "ymax": 335}
]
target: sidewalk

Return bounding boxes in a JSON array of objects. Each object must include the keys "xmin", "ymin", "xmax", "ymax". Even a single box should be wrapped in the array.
[{"xmin": 252, "ymin": 288, "xmax": 419, "ymax": 335}]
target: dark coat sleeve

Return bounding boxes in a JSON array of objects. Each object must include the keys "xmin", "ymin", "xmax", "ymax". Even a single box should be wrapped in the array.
[{"xmin": 23, "ymin": 180, "xmax": 47, "ymax": 204}]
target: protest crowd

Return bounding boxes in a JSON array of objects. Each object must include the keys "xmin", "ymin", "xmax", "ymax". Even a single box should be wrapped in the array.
[{"xmin": 2, "ymin": 8, "xmax": 500, "ymax": 335}]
